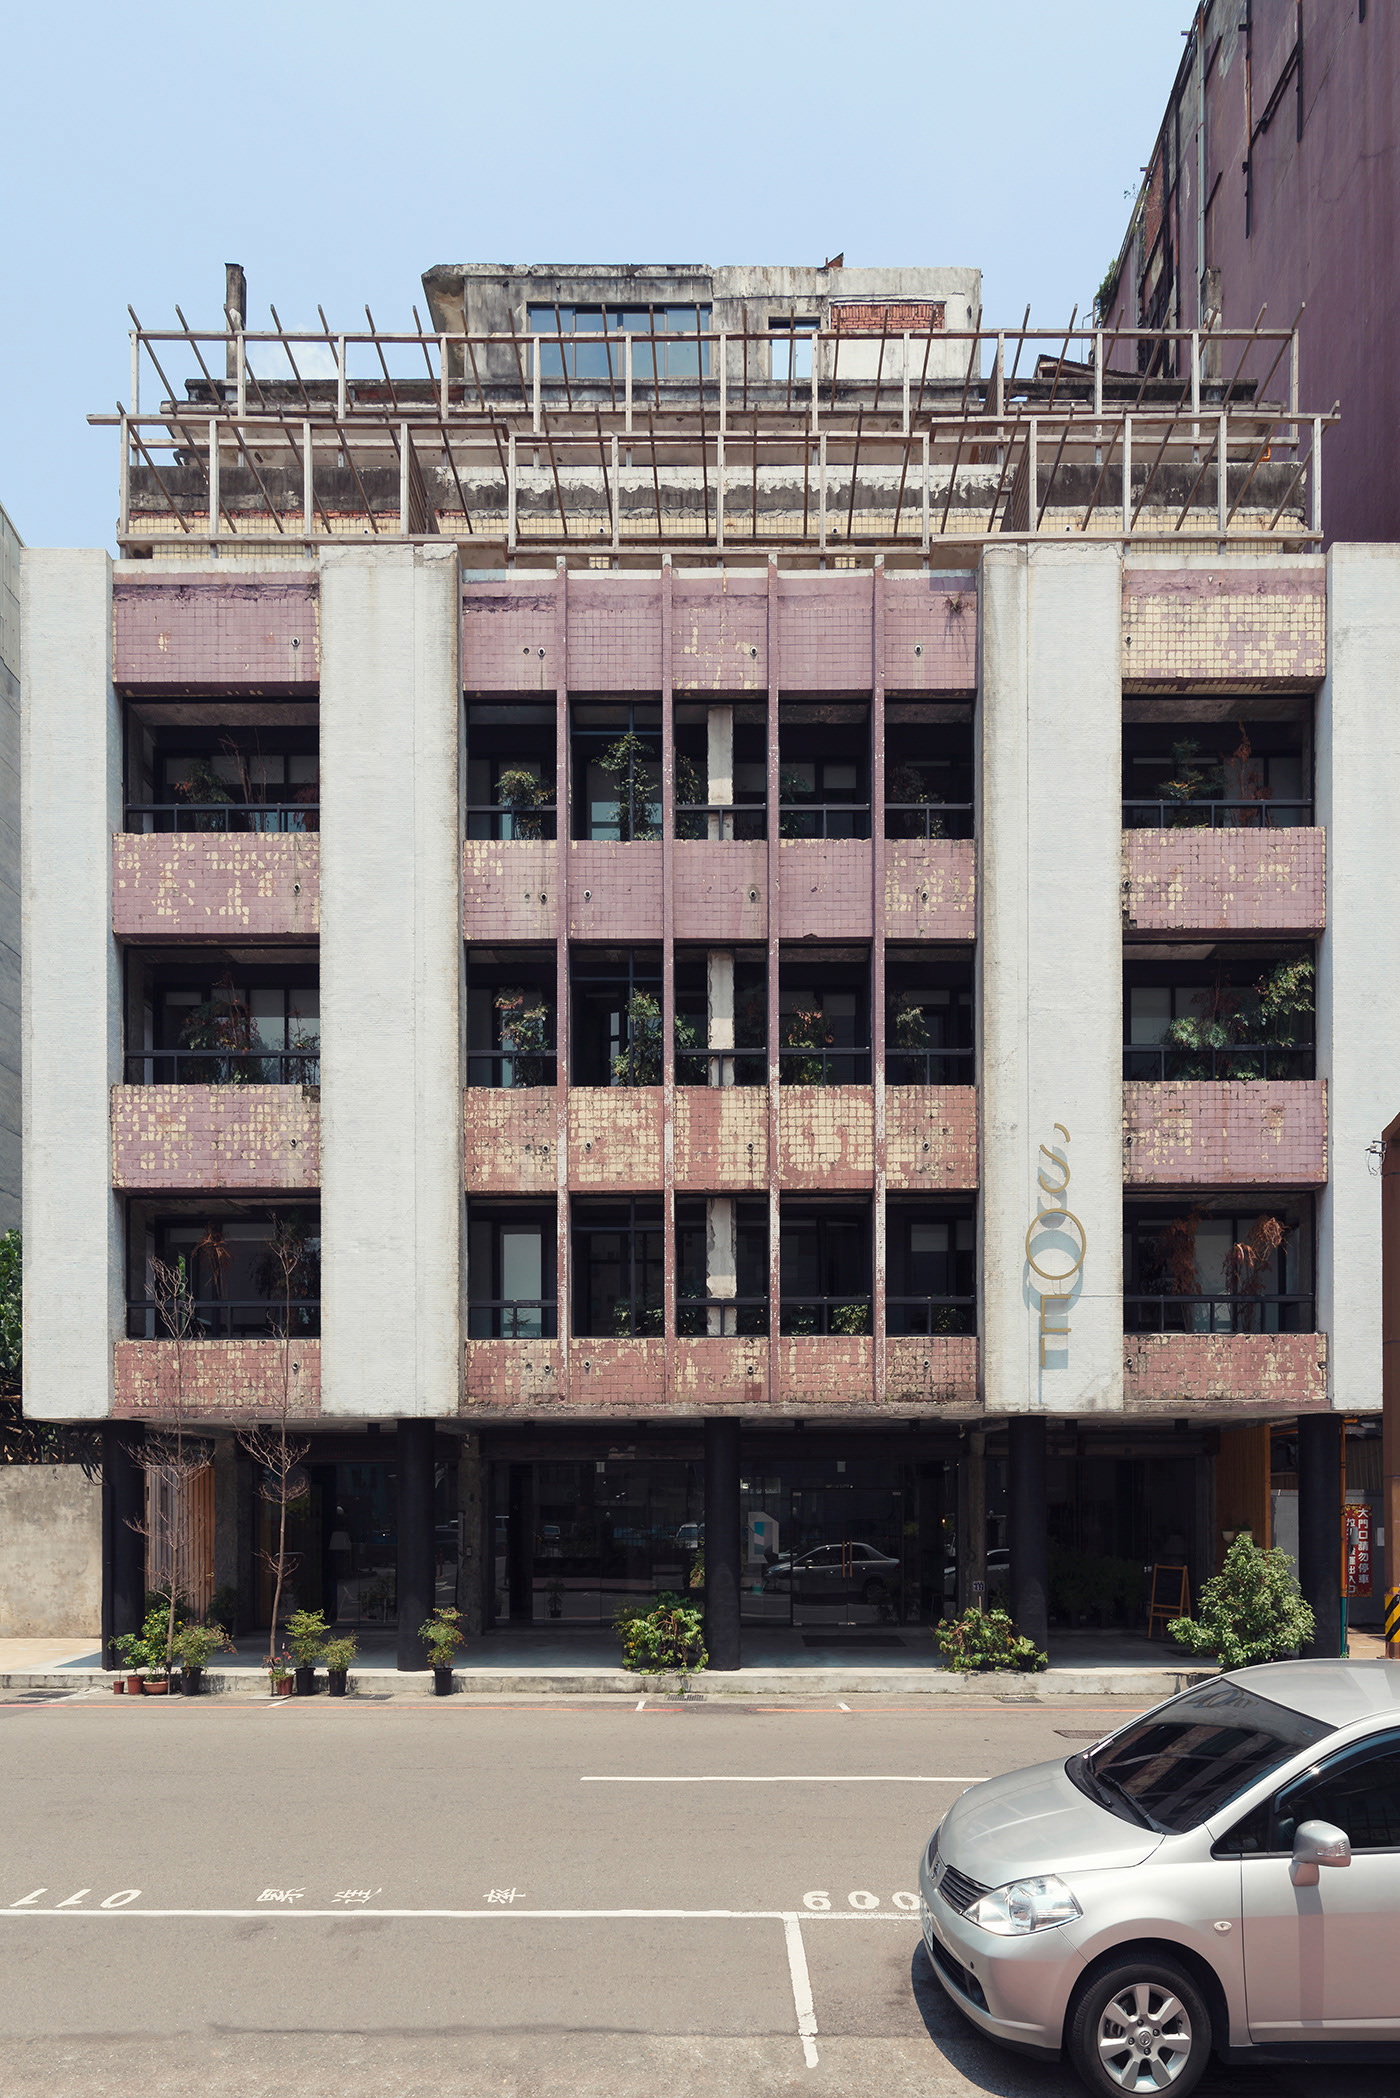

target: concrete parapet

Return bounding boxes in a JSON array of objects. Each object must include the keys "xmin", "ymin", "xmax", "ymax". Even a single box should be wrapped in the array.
[
  {"xmin": 1122, "ymin": 827, "xmax": 1325, "ymax": 933},
  {"xmin": 777, "ymin": 840, "xmax": 873, "ymax": 939},
  {"xmin": 112, "ymin": 1084, "xmax": 320, "ymax": 1191},
  {"xmin": 672, "ymin": 841, "xmax": 768, "ymax": 941},
  {"xmin": 884, "ymin": 1334, "xmax": 979, "ymax": 1409},
  {"xmin": 776, "ymin": 1334, "xmax": 873, "ymax": 1404},
  {"xmin": 113, "ymin": 571, "xmax": 318, "ymax": 692},
  {"xmin": 569, "ymin": 1088, "xmax": 663, "ymax": 1188},
  {"xmin": 114, "ymin": 1337, "xmax": 322, "ymax": 1418},
  {"xmin": 778, "ymin": 1086, "xmax": 874, "ymax": 1187},
  {"xmin": 567, "ymin": 842, "xmax": 663, "ymax": 940},
  {"xmin": 464, "ymin": 1339, "xmax": 564, "ymax": 1408},
  {"xmin": 462, "ymin": 840, "xmax": 557, "ymax": 941},
  {"xmin": 674, "ymin": 1089, "xmax": 768, "ymax": 1189},
  {"xmin": 885, "ymin": 1086, "xmax": 977, "ymax": 1189},
  {"xmin": 464, "ymin": 1088, "xmax": 557, "ymax": 1193},
  {"xmin": 1122, "ymin": 1330, "xmax": 1328, "ymax": 1409},
  {"xmin": 1121, "ymin": 564, "xmax": 1326, "ymax": 689},
  {"xmin": 884, "ymin": 839, "xmax": 976, "ymax": 940},
  {"xmin": 1123, "ymin": 1080, "xmax": 1326, "ymax": 1186},
  {"xmin": 113, "ymin": 833, "xmax": 319, "ymax": 941}
]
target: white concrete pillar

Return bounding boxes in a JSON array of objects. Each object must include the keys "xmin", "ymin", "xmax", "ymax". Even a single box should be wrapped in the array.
[
  {"xmin": 707, "ymin": 949, "xmax": 735, "ymax": 1088},
  {"xmin": 21, "ymin": 551, "xmax": 123, "ymax": 1418},
  {"xmin": 978, "ymin": 544, "xmax": 1123, "ymax": 1415},
  {"xmin": 706, "ymin": 1197, "xmax": 737, "ymax": 1336},
  {"xmin": 707, "ymin": 703, "xmax": 733, "ymax": 839},
  {"xmin": 320, "ymin": 544, "xmax": 463, "ymax": 1418},
  {"xmin": 1316, "ymin": 544, "xmax": 1400, "ymax": 1413}
]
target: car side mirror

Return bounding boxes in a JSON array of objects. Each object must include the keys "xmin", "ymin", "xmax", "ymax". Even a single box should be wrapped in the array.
[{"xmin": 1289, "ymin": 1819, "xmax": 1351, "ymax": 1886}]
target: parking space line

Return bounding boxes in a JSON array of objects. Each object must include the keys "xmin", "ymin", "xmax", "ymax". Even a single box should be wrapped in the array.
[
  {"xmin": 580, "ymin": 1774, "xmax": 979, "ymax": 1783},
  {"xmin": 782, "ymin": 1913, "xmax": 819, "ymax": 2068}
]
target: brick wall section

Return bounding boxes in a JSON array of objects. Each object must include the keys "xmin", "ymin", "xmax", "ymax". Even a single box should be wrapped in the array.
[
  {"xmin": 113, "ymin": 1338, "xmax": 322, "ymax": 1418},
  {"xmin": 1121, "ymin": 568, "xmax": 1326, "ymax": 689},
  {"xmin": 567, "ymin": 843, "xmax": 663, "ymax": 939},
  {"xmin": 463, "ymin": 841, "xmax": 558, "ymax": 941},
  {"xmin": 885, "ymin": 1335, "xmax": 980, "ymax": 1408},
  {"xmin": 462, "ymin": 585, "xmax": 557, "ymax": 691},
  {"xmin": 464, "ymin": 1089, "xmax": 557, "ymax": 1194},
  {"xmin": 778, "ymin": 841, "xmax": 874, "ymax": 939},
  {"xmin": 1122, "ymin": 828, "xmax": 1325, "ymax": 933},
  {"xmin": 1123, "ymin": 1081, "xmax": 1327, "ymax": 1186},
  {"xmin": 674, "ymin": 1090, "xmax": 768, "ymax": 1190},
  {"xmin": 778, "ymin": 576, "xmax": 875, "ymax": 688},
  {"xmin": 114, "ymin": 574, "xmax": 319, "ymax": 692},
  {"xmin": 569, "ymin": 1089, "xmax": 663, "ymax": 1188},
  {"xmin": 1123, "ymin": 1331, "xmax": 1328, "ymax": 1409},
  {"xmin": 567, "ymin": 577, "xmax": 663, "ymax": 689},
  {"xmin": 886, "ymin": 1088, "xmax": 978, "ymax": 1190},
  {"xmin": 884, "ymin": 840, "xmax": 976, "ymax": 940},
  {"xmin": 883, "ymin": 575, "xmax": 977, "ymax": 692},
  {"xmin": 113, "ymin": 834, "xmax": 319, "ymax": 941},
  {"xmin": 112, "ymin": 1085, "xmax": 320, "ymax": 1192},
  {"xmin": 674, "ymin": 576, "xmax": 768, "ymax": 690},
  {"xmin": 673, "ymin": 842, "xmax": 769, "ymax": 940},
  {"xmin": 779, "ymin": 1087, "xmax": 874, "ymax": 1188}
]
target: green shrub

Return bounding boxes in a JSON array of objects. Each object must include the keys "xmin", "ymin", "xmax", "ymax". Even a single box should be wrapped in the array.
[
  {"xmin": 172, "ymin": 1623, "xmax": 232, "ymax": 1669},
  {"xmin": 831, "ymin": 1302, "xmax": 870, "ymax": 1336},
  {"xmin": 419, "ymin": 1606, "xmax": 465, "ymax": 1666},
  {"xmin": 935, "ymin": 1605, "xmax": 1047, "ymax": 1675},
  {"xmin": 322, "ymin": 1635, "xmax": 357, "ymax": 1671},
  {"xmin": 1168, "ymin": 1535, "xmax": 1313, "ymax": 1668},
  {"xmin": 615, "ymin": 1592, "xmax": 707, "ymax": 1676},
  {"xmin": 285, "ymin": 1609, "xmax": 330, "ymax": 1665}
]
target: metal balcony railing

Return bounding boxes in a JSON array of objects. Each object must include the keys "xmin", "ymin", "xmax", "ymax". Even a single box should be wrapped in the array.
[
  {"xmin": 886, "ymin": 1296, "xmax": 977, "ymax": 1336},
  {"xmin": 124, "ymin": 1050, "xmax": 320, "ymax": 1086},
  {"xmin": 124, "ymin": 802, "xmax": 319, "ymax": 834},
  {"xmin": 676, "ymin": 1295, "xmax": 769, "ymax": 1337},
  {"xmin": 466, "ymin": 1052, "xmax": 557, "ymax": 1088},
  {"xmin": 1122, "ymin": 799, "xmax": 1312, "ymax": 830},
  {"xmin": 466, "ymin": 1299, "xmax": 558, "ymax": 1339},
  {"xmin": 884, "ymin": 802, "xmax": 975, "ymax": 840},
  {"xmin": 1124, "ymin": 1294, "xmax": 1314, "ymax": 1335},
  {"xmin": 676, "ymin": 1049, "xmax": 767, "ymax": 1087},
  {"xmin": 780, "ymin": 1295, "xmax": 873, "ymax": 1336},
  {"xmin": 777, "ymin": 802, "xmax": 871, "ymax": 840},
  {"xmin": 674, "ymin": 804, "xmax": 767, "ymax": 841},
  {"xmin": 466, "ymin": 804, "xmax": 558, "ymax": 841},
  {"xmin": 126, "ymin": 1297, "xmax": 320, "ymax": 1339},
  {"xmin": 885, "ymin": 1047, "xmax": 975, "ymax": 1085},
  {"xmin": 1123, "ymin": 1044, "xmax": 1314, "ymax": 1081},
  {"xmin": 778, "ymin": 1046, "xmax": 871, "ymax": 1085}
]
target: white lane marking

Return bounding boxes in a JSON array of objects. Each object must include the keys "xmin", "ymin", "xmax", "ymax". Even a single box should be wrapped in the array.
[
  {"xmin": 0, "ymin": 1906, "xmax": 915, "ymax": 1922},
  {"xmin": 635, "ymin": 1698, "xmax": 646, "ymax": 1712},
  {"xmin": 580, "ymin": 1774, "xmax": 978, "ymax": 1783},
  {"xmin": 782, "ymin": 1913, "xmax": 819, "ymax": 2069},
  {"xmin": 838, "ymin": 1702, "xmax": 851, "ymax": 1712}
]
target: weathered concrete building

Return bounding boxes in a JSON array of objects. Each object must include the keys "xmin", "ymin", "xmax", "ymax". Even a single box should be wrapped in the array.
[{"xmin": 21, "ymin": 263, "xmax": 1386, "ymax": 1663}]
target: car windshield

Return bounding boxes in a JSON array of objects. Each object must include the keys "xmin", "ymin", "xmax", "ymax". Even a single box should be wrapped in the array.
[{"xmin": 1070, "ymin": 1679, "xmax": 1334, "ymax": 1834}]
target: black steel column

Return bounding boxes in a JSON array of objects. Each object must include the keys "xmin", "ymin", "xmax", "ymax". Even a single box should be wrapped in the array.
[
  {"xmin": 704, "ymin": 1417, "xmax": 741, "ymax": 1671},
  {"xmin": 101, "ymin": 1423, "xmax": 145, "ymax": 1668},
  {"xmin": 396, "ymin": 1421, "xmax": 437, "ymax": 1670},
  {"xmin": 1008, "ymin": 1417, "xmax": 1049, "ymax": 1651},
  {"xmin": 1299, "ymin": 1414, "xmax": 1343, "ymax": 1657}
]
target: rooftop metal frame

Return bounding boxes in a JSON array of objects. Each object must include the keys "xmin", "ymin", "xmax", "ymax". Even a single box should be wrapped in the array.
[{"xmin": 95, "ymin": 311, "xmax": 1336, "ymax": 558}]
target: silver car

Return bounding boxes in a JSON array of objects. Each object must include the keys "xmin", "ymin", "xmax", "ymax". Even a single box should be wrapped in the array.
[{"xmin": 918, "ymin": 1661, "xmax": 1400, "ymax": 2095}]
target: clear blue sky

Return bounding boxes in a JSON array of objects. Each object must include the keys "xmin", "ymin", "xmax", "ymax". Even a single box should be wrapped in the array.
[{"xmin": 1, "ymin": 0, "xmax": 1189, "ymax": 551}]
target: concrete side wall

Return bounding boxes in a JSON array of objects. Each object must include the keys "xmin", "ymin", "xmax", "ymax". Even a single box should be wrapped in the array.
[
  {"xmin": 320, "ymin": 546, "xmax": 463, "ymax": 1418},
  {"xmin": 0, "ymin": 653, "xmax": 19, "ymax": 1228},
  {"xmin": 1316, "ymin": 544, "xmax": 1400, "ymax": 1414},
  {"xmin": 979, "ymin": 546, "xmax": 1123, "ymax": 1415},
  {"xmin": 0, "ymin": 1467, "xmax": 101, "ymax": 1636},
  {"xmin": 22, "ymin": 552, "xmax": 122, "ymax": 1419}
]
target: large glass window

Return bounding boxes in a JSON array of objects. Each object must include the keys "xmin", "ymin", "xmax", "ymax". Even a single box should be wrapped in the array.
[
  {"xmin": 527, "ymin": 304, "xmax": 712, "ymax": 381},
  {"xmin": 1124, "ymin": 1202, "xmax": 1313, "ymax": 1333},
  {"xmin": 676, "ymin": 1196, "xmax": 769, "ymax": 1335},
  {"xmin": 468, "ymin": 1204, "xmax": 557, "ymax": 1338},
  {"xmin": 779, "ymin": 949, "xmax": 870, "ymax": 1086},
  {"xmin": 1122, "ymin": 713, "xmax": 1311, "ymax": 829},
  {"xmin": 467, "ymin": 948, "xmax": 556, "ymax": 1088},
  {"xmin": 466, "ymin": 703, "xmax": 557, "ymax": 841},
  {"xmin": 125, "ymin": 720, "xmax": 319, "ymax": 835},
  {"xmin": 571, "ymin": 702, "xmax": 662, "ymax": 841},
  {"xmin": 780, "ymin": 1201, "xmax": 872, "ymax": 1335},
  {"xmin": 886, "ymin": 1203, "xmax": 975, "ymax": 1335},
  {"xmin": 571, "ymin": 947, "xmax": 664, "ymax": 1087},
  {"xmin": 886, "ymin": 950, "xmax": 973, "ymax": 1084},
  {"xmin": 1124, "ymin": 948, "xmax": 1314, "ymax": 1081},
  {"xmin": 127, "ymin": 1203, "xmax": 321, "ymax": 1338},
  {"xmin": 572, "ymin": 1198, "xmax": 664, "ymax": 1336},
  {"xmin": 128, "ymin": 966, "xmax": 319, "ymax": 1086}
]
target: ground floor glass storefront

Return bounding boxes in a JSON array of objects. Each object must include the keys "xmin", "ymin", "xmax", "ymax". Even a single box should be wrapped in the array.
[{"xmin": 254, "ymin": 1459, "xmax": 459, "ymax": 1628}]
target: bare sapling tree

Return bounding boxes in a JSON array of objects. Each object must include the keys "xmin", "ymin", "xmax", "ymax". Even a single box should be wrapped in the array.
[
  {"xmin": 238, "ymin": 1216, "xmax": 312, "ymax": 1670},
  {"xmin": 129, "ymin": 1254, "xmax": 215, "ymax": 1674}
]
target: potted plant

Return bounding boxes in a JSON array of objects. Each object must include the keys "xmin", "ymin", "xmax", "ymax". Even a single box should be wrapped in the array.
[
  {"xmin": 614, "ymin": 1592, "xmax": 708, "ymax": 1686},
  {"xmin": 323, "ymin": 1634, "xmax": 356, "ymax": 1696},
  {"xmin": 111, "ymin": 1630, "xmax": 148, "ymax": 1695},
  {"xmin": 267, "ymin": 1649, "xmax": 294, "ymax": 1697},
  {"xmin": 172, "ymin": 1621, "xmax": 231, "ymax": 1696},
  {"xmin": 419, "ymin": 1605, "xmax": 464, "ymax": 1694},
  {"xmin": 286, "ymin": 1608, "xmax": 329, "ymax": 1695}
]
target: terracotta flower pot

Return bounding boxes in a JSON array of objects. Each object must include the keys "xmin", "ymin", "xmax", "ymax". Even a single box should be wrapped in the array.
[
  {"xmin": 113, "ymin": 1680, "xmax": 126, "ymax": 1694},
  {"xmin": 271, "ymin": 1676, "xmax": 292, "ymax": 1697},
  {"xmin": 126, "ymin": 1675, "xmax": 143, "ymax": 1694},
  {"xmin": 145, "ymin": 1679, "xmax": 170, "ymax": 1696}
]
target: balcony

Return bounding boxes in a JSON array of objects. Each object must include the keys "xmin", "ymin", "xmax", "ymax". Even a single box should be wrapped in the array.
[
  {"xmin": 1122, "ymin": 826, "xmax": 1325, "ymax": 936},
  {"xmin": 1123, "ymin": 1331, "xmax": 1327, "ymax": 1409},
  {"xmin": 112, "ymin": 1084, "xmax": 320, "ymax": 1192},
  {"xmin": 1123, "ymin": 1081, "xmax": 1326, "ymax": 1187},
  {"xmin": 885, "ymin": 1334, "xmax": 980, "ymax": 1408},
  {"xmin": 114, "ymin": 1336, "xmax": 321, "ymax": 1417},
  {"xmin": 113, "ymin": 832, "xmax": 319, "ymax": 943}
]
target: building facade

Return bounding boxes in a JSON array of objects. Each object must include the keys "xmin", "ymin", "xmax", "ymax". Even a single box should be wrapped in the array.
[{"xmin": 21, "ymin": 266, "xmax": 1390, "ymax": 1663}]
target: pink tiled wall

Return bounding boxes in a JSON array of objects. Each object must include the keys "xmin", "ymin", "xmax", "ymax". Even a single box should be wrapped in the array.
[
  {"xmin": 886, "ymin": 1088, "xmax": 978, "ymax": 1190},
  {"xmin": 778, "ymin": 575, "xmax": 875, "ymax": 689},
  {"xmin": 462, "ymin": 584, "xmax": 557, "ymax": 691},
  {"xmin": 884, "ymin": 840, "xmax": 976, "ymax": 940},
  {"xmin": 112, "ymin": 1085, "xmax": 320, "ymax": 1191},
  {"xmin": 674, "ymin": 577, "xmax": 767, "ymax": 690},
  {"xmin": 568, "ymin": 1089, "xmax": 663, "ymax": 1188},
  {"xmin": 778, "ymin": 841, "xmax": 873, "ymax": 939},
  {"xmin": 777, "ymin": 1334, "xmax": 874, "ymax": 1403},
  {"xmin": 673, "ymin": 1337, "xmax": 770, "ymax": 1407},
  {"xmin": 567, "ymin": 1337, "xmax": 664, "ymax": 1407},
  {"xmin": 1123, "ymin": 1081, "xmax": 1327, "ymax": 1186},
  {"xmin": 1122, "ymin": 828, "xmax": 1325, "ymax": 933},
  {"xmin": 464, "ymin": 1089, "xmax": 558, "ymax": 1195},
  {"xmin": 463, "ymin": 841, "xmax": 558, "ymax": 941},
  {"xmin": 567, "ymin": 576, "xmax": 663, "ymax": 689},
  {"xmin": 885, "ymin": 1335, "xmax": 980, "ymax": 1408},
  {"xmin": 778, "ymin": 1088, "xmax": 874, "ymax": 1188},
  {"xmin": 674, "ymin": 1090, "xmax": 768, "ymax": 1189},
  {"xmin": 1121, "ymin": 567, "xmax": 1326, "ymax": 689},
  {"xmin": 114, "ymin": 575, "xmax": 318, "ymax": 691},
  {"xmin": 883, "ymin": 574, "xmax": 977, "ymax": 692},
  {"xmin": 114, "ymin": 1338, "xmax": 322, "ymax": 1418},
  {"xmin": 567, "ymin": 843, "xmax": 663, "ymax": 939},
  {"xmin": 1123, "ymin": 1331, "xmax": 1328, "ymax": 1408},
  {"xmin": 113, "ymin": 835, "xmax": 319, "ymax": 941},
  {"xmin": 464, "ymin": 1339, "xmax": 564, "ymax": 1408},
  {"xmin": 673, "ymin": 842, "xmax": 768, "ymax": 941}
]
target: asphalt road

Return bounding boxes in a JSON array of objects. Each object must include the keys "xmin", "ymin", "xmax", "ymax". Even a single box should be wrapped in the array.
[{"xmin": 1, "ymin": 1686, "xmax": 1397, "ymax": 2098}]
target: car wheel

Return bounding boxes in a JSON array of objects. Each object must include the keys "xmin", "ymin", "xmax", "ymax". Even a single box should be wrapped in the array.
[
  {"xmin": 1067, "ymin": 1957, "xmax": 1211, "ymax": 2098},
  {"xmin": 860, "ymin": 1576, "xmax": 887, "ymax": 1605}
]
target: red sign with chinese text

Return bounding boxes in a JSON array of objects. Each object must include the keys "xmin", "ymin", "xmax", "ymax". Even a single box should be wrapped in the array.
[{"xmin": 1347, "ymin": 1502, "xmax": 1373, "ymax": 1598}]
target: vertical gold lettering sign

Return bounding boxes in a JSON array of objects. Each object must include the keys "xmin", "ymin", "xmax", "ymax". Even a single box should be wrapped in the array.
[{"xmin": 1025, "ymin": 1125, "xmax": 1088, "ymax": 1367}]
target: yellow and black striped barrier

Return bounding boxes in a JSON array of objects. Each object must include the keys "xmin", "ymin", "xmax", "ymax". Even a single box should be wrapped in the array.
[{"xmin": 1386, "ymin": 1588, "xmax": 1400, "ymax": 1645}]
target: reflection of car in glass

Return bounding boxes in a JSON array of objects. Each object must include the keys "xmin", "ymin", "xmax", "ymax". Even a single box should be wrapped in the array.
[
  {"xmin": 763, "ymin": 1540, "xmax": 899, "ymax": 1605},
  {"xmin": 944, "ymin": 1546, "xmax": 1010, "ymax": 1600},
  {"xmin": 918, "ymin": 1663, "xmax": 1400, "ymax": 2094},
  {"xmin": 675, "ymin": 1522, "xmax": 704, "ymax": 1551}
]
